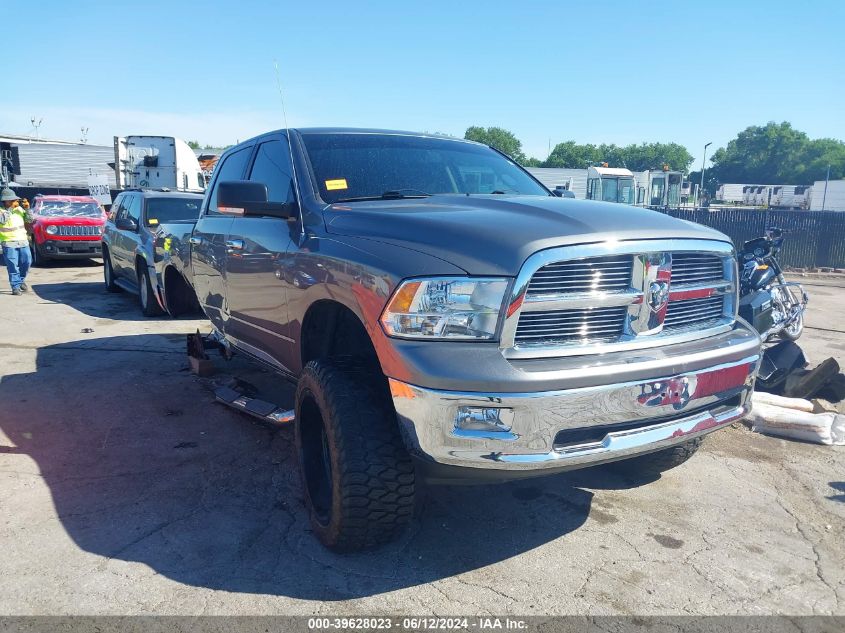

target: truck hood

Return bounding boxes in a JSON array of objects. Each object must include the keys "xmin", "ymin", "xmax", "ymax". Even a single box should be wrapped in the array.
[{"xmin": 324, "ymin": 195, "xmax": 730, "ymax": 276}]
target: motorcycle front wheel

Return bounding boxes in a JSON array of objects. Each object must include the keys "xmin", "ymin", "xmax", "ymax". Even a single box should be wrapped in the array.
[{"xmin": 780, "ymin": 311, "xmax": 804, "ymax": 341}]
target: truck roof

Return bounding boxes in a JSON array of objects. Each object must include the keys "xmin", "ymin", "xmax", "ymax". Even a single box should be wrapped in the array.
[
  {"xmin": 123, "ymin": 190, "xmax": 204, "ymax": 199},
  {"xmin": 245, "ymin": 127, "xmax": 482, "ymax": 146}
]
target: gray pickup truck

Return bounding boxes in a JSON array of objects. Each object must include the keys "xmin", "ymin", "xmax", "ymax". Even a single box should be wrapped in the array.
[{"xmin": 185, "ymin": 128, "xmax": 761, "ymax": 551}]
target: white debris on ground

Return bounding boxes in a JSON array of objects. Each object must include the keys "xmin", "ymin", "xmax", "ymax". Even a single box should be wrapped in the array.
[{"xmin": 748, "ymin": 391, "xmax": 845, "ymax": 445}]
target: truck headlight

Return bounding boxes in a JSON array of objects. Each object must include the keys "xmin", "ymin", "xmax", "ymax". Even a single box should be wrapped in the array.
[
  {"xmin": 45, "ymin": 224, "xmax": 58, "ymax": 235},
  {"xmin": 380, "ymin": 278, "xmax": 509, "ymax": 340}
]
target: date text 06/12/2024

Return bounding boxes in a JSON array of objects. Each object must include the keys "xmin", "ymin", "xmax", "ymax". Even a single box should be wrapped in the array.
[{"xmin": 307, "ymin": 617, "xmax": 528, "ymax": 630}]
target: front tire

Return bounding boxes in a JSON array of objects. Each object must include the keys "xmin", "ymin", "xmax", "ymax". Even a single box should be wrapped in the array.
[
  {"xmin": 29, "ymin": 241, "xmax": 45, "ymax": 267},
  {"xmin": 103, "ymin": 249, "xmax": 120, "ymax": 292},
  {"xmin": 138, "ymin": 267, "xmax": 164, "ymax": 316},
  {"xmin": 780, "ymin": 312, "xmax": 804, "ymax": 341},
  {"xmin": 295, "ymin": 359, "xmax": 415, "ymax": 551}
]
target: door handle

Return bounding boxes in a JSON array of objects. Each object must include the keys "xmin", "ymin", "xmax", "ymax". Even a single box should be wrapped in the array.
[
  {"xmin": 225, "ymin": 239, "xmax": 245, "ymax": 251},
  {"xmin": 188, "ymin": 236, "xmax": 204, "ymax": 245}
]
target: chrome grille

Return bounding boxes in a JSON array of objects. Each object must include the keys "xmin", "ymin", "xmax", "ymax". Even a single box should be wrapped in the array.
[
  {"xmin": 664, "ymin": 296, "xmax": 725, "ymax": 329},
  {"xmin": 515, "ymin": 306, "xmax": 627, "ymax": 344},
  {"xmin": 526, "ymin": 256, "xmax": 633, "ymax": 296},
  {"xmin": 55, "ymin": 225, "xmax": 100, "ymax": 236},
  {"xmin": 504, "ymin": 239, "xmax": 736, "ymax": 358},
  {"xmin": 670, "ymin": 253, "xmax": 724, "ymax": 285}
]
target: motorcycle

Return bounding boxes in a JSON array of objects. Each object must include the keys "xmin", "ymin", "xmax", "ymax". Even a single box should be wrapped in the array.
[{"xmin": 738, "ymin": 227, "xmax": 808, "ymax": 343}]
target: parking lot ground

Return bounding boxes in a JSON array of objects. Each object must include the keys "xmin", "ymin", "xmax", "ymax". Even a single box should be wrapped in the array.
[{"xmin": 0, "ymin": 262, "xmax": 843, "ymax": 615}]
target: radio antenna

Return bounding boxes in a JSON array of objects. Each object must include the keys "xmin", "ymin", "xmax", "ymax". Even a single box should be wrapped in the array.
[{"xmin": 273, "ymin": 60, "xmax": 304, "ymax": 231}]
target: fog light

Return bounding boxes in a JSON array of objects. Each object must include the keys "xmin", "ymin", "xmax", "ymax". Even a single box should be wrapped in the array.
[{"xmin": 455, "ymin": 406, "xmax": 514, "ymax": 432}]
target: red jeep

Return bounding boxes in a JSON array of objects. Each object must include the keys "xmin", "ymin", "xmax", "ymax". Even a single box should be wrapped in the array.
[{"xmin": 28, "ymin": 195, "xmax": 107, "ymax": 265}]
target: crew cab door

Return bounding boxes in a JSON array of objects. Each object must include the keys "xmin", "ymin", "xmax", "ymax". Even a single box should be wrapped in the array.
[
  {"xmin": 191, "ymin": 146, "xmax": 251, "ymax": 334},
  {"xmin": 224, "ymin": 136, "xmax": 296, "ymax": 370},
  {"xmin": 111, "ymin": 193, "xmax": 141, "ymax": 279}
]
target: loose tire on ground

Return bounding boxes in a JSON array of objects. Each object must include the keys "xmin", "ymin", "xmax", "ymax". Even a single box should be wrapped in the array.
[
  {"xmin": 103, "ymin": 249, "xmax": 120, "ymax": 292},
  {"xmin": 138, "ymin": 267, "xmax": 164, "ymax": 316},
  {"xmin": 606, "ymin": 437, "xmax": 703, "ymax": 476},
  {"xmin": 295, "ymin": 358, "xmax": 415, "ymax": 551}
]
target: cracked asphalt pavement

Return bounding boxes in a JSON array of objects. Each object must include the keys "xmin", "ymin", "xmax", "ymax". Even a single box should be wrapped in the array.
[{"xmin": 0, "ymin": 262, "xmax": 843, "ymax": 615}]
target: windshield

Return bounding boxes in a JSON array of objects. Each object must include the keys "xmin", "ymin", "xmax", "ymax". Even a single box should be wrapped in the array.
[
  {"xmin": 36, "ymin": 201, "xmax": 102, "ymax": 217},
  {"xmin": 145, "ymin": 198, "xmax": 202, "ymax": 225},
  {"xmin": 301, "ymin": 133, "xmax": 549, "ymax": 203}
]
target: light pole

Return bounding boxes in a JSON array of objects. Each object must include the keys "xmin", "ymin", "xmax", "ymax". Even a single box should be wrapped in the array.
[
  {"xmin": 822, "ymin": 164, "xmax": 830, "ymax": 211},
  {"xmin": 699, "ymin": 142, "xmax": 712, "ymax": 206}
]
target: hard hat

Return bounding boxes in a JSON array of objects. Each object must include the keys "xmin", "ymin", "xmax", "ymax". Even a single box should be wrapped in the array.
[{"xmin": 1, "ymin": 188, "xmax": 20, "ymax": 202}]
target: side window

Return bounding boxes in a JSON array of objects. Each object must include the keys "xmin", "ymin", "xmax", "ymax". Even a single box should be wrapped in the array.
[
  {"xmin": 248, "ymin": 139, "xmax": 295, "ymax": 203},
  {"xmin": 207, "ymin": 147, "xmax": 251, "ymax": 214},
  {"xmin": 112, "ymin": 195, "xmax": 126, "ymax": 220},
  {"xmin": 125, "ymin": 195, "xmax": 141, "ymax": 223}
]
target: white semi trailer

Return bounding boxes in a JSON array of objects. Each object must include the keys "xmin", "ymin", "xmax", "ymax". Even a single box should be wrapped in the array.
[{"xmin": 113, "ymin": 136, "xmax": 205, "ymax": 192}]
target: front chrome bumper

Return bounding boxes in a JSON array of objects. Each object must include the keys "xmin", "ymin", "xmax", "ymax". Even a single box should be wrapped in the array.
[{"xmin": 390, "ymin": 352, "xmax": 758, "ymax": 474}]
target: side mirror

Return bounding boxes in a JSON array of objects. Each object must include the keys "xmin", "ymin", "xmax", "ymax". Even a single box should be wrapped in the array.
[
  {"xmin": 552, "ymin": 189, "xmax": 564, "ymax": 197},
  {"xmin": 217, "ymin": 180, "xmax": 296, "ymax": 220},
  {"xmin": 116, "ymin": 217, "xmax": 138, "ymax": 231}
]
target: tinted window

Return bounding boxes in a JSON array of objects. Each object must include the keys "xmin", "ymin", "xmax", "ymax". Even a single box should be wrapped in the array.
[
  {"xmin": 248, "ymin": 139, "xmax": 295, "ymax": 203},
  {"xmin": 125, "ymin": 195, "xmax": 141, "ymax": 223},
  {"xmin": 207, "ymin": 147, "xmax": 251, "ymax": 214},
  {"xmin": 112, "ymin": 195, "xmax": 126, "ymax": 220},
  {"xmin": 145, "ymin": 198, "xmax": 202, "ymax": 225},
  {"xmin": 301, "ymin": 133, "xmax": 548, "ymax": 204}
]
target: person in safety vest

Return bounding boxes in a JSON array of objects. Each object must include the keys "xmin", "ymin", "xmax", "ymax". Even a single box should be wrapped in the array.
[{"xmin": 0, "ymin": 187, "xmax": 32, "ymax": 296}]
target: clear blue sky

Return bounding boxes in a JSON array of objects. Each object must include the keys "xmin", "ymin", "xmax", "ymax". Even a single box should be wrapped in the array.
[{"xmin": 5, "ymin": 0, "xmax": 844, "ymax": 169}]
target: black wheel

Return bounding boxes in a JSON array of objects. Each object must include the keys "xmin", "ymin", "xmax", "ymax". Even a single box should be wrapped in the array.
[
  {"xmin": 295, "ymin": 358, "xmax": 415, "ymax": 551},
  {"xmin": 606, "ymin": 438, "xmax": 703, "ymax": 476},
  {"xmin": 103, "ymin": 249, "xmax": 120, "ymax": 292},
  {"xmin": 138, "ymin": 267, "xmax": 164, "ymax": 316},
  {"xmin": 29, "ymin": 241, "xmax": 45, "ymax": 267}
]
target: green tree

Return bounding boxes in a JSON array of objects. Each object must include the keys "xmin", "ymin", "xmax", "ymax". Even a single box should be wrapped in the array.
[
  {"xmin": 709, "ymin": 122, "xmax": 809, "ymax": 184},
  {"xmin": 688, "ymin": 170, "xmax": 720, "ymax": 196},
  {"xmin": 187, "ymin": 140, "xmax": 201, "ymax": 149},
  {"xmin": 543, "ymin": 140, "xmax": 693, "ymax": 172},
  {"xmin": 795, "ymin": 137, "xmax": 845, "ymax": 183},
  {"xmin": 464, "ymin": 126, "xmax": 526, "ymax": 163},
  {"xmin": 621, "ymin": 142, "xmax": 694, "ymax": 172},
  {"xmin": 522, "ymin": 157, "xmax": 543, "ymax": 167}
]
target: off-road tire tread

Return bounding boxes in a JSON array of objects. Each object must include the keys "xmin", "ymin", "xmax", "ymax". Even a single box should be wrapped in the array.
[{"xmin": 296, "ymin": 358, "xmax": 414, "ymax": 552}]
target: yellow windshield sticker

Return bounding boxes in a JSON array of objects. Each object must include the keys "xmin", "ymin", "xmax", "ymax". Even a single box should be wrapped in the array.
[
  {"xmin": 148, "ymin": 218, "xmax": 159, "ymax": 225},
  {"xmin": 325, "ymin": 178, "xmax": 348, "ymax": 191}
]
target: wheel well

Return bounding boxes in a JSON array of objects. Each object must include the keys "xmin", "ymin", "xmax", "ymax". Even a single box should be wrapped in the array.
[
  {"xmin": 135, "ymin": 255, "xmax": 146, "ymax": 275},
  {"xmin": 301, "ymin": 301, "xmax": 379, "ymax": 370},
  {"xmin": 163, "ymin": 265, "xmax": 196, "ymax": 315}
]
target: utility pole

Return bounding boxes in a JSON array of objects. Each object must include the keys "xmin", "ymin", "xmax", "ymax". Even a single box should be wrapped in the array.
[
  {"xmin": 30, "ymin": 116, "xmax": 43, "ymax": 140},
  {"xmin": 699, "ymin": 142, "xmax": 712, "ymax": 207},
  {"xmin": 821, "ymin": 164, "xmax": 830, "ymax": 211}
]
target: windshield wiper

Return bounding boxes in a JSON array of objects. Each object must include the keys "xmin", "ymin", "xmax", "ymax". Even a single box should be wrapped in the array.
[{"xmin": 335, "ymin": 189, "xmax": 432, "ymax": 203}]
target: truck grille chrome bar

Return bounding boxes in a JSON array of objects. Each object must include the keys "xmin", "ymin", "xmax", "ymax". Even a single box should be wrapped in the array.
[{"xmin": 501, "ymin": 239, "xmax": 737, "ymax": 359}]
